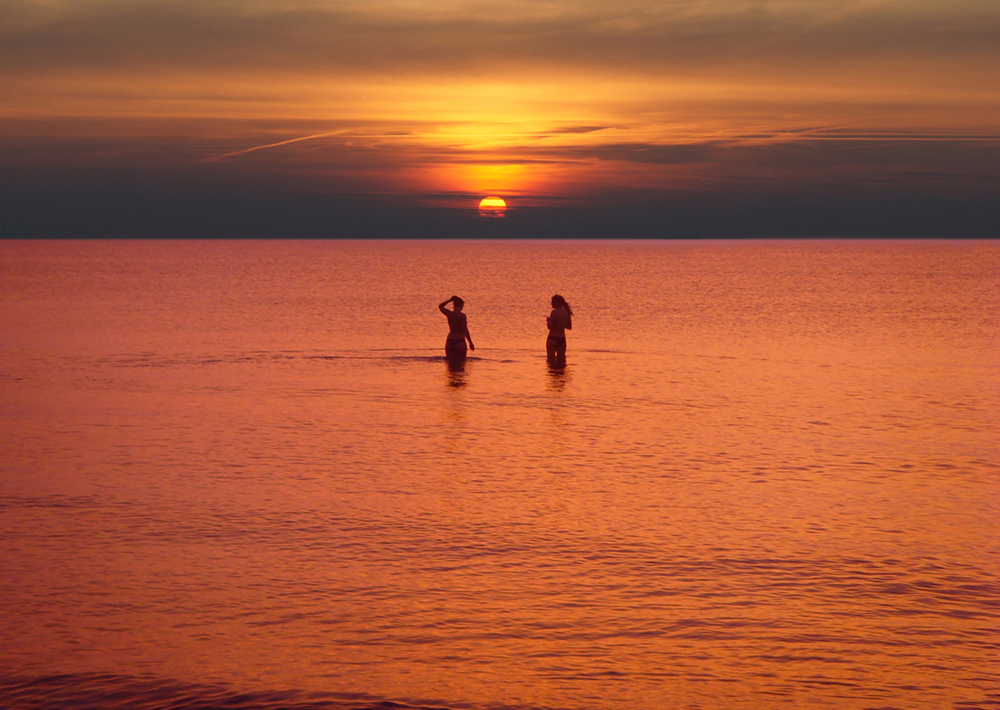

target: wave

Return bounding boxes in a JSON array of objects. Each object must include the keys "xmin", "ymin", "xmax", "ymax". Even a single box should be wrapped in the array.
[
  {"xmin": 83, "ymin": 351, "xmax": 502, "ymax": 368},
  {"xmin": 0, "ymin": 674, "xmax": 467, "ymax": 710}
]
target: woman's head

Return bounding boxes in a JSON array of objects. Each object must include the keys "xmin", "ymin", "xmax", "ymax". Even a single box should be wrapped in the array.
[
  {"xmin": 551, "ymin": 294, "xmax": 572, "ymax": 315},
  {"xmin": 452, "ymin": 296, "xmax": 464, "ymax": 310}
]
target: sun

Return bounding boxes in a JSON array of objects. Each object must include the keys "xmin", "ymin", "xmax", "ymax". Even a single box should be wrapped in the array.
[{"xmin": 478, "ymin": 196, "xmax": 507, "ymax": 217}]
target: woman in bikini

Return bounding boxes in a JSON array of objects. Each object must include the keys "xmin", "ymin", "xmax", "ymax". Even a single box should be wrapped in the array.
[
  {"xmin": 546, "ymin": 294, "xmax": 572, "ymax": 363},
  {"xmin": 439, "ymin": 296, "xmax": 475, "ymax": 360}
]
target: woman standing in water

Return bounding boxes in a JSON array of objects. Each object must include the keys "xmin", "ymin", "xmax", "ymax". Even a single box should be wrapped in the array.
[
  {"xmin": 439, "ymin": 296, "xmax": 475, "ymax": 360},
  {"xmin": 546, "ymin": 294, "xmax": 573, "ymax": 363}
]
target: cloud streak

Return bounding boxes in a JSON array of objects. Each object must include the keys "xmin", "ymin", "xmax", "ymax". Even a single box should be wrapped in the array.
[
  {"xmin": 2, "ymin": 0, "xmax": 998, "ymax": 77},
  {"xmin": 4, "ymin": 115, "xmax": 996, "ymax": 199},
  {"xmin": 203, "ymin": 130, "xmax": 350, "ymax": 161}
]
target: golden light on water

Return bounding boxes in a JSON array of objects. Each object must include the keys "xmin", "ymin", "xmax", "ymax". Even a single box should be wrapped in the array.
[
  {"xmin": 478, "ymin": 196, "xmax": 507, "ymax": 217},
  {"xmin": 1, "ymin": 240, "xmax": 997, "ymax": 708}
]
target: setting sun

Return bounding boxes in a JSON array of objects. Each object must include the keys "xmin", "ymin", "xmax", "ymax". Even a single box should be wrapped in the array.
[{"xmin": 478, "ymin": 196, "xmax": 507, "ymax": 217}]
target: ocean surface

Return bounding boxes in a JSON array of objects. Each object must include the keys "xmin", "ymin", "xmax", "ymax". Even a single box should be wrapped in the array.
[{"xmin": 0, "ymin": 239, "xmax": 997, "ymax": 710}]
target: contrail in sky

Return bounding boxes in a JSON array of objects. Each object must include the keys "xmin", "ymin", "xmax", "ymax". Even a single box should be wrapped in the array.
[{"xmin": 203, "ymin": 131, "xmax": 349, "ymax": 161}]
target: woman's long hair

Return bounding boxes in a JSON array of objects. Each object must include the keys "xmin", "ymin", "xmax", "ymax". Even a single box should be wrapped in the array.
[{"xmin": 552, "ymin": 294, "xmax": 572, "ymax": 316}]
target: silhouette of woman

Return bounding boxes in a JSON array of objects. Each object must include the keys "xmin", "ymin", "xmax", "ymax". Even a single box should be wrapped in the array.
[
  {"xmin": 546, "ymin": 294, "xmax": 573, "ymax": 363},
  {"xmin": 439, "ymin": 296, "xmax": 475, "ymax": 360}
]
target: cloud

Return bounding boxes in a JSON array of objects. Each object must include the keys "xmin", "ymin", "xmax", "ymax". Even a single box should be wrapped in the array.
[
  {"xmin": 1, "ymin": 0, "xmax": 997, "ymax": 79},
  {"xmin": 4, "ymin": 113, "xmax": 996, "ymax": 201},
  {"xmin": 546, "ymin": 126, "xmax": 615, "ymax": 136}
]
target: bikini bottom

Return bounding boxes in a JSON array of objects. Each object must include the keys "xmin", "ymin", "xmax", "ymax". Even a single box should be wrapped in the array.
[{"xmin": 446, "ymin": 338, "xmax": 467, "ymax": 357}]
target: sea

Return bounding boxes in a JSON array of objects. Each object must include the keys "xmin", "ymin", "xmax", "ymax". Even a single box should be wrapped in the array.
[{"xmin": 0, "ymin": 239, "xmax": 997, "ymax": 710}]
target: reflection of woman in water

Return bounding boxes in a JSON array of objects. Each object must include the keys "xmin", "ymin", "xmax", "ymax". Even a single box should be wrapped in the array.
[
  {"xmin": 439, "ymin": 296, "xmax": 475, "ymax": 360},
  {"xmin": 546, "ymin": 294, "xmax": 573, "ymax": 362}
]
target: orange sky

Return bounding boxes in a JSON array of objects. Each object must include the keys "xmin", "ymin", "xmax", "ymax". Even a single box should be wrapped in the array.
[{"xmin": 1, "ymin": 0, "xmax": 998, "ymax": 222}]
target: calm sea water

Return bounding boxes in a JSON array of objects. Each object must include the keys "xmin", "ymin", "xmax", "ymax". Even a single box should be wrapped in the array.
[{"xmin": 0, "ymin": 240, "xmax": 997, "ymax": 710}]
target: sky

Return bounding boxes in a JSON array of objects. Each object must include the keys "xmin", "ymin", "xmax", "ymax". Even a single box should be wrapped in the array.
[{"xmin": 1, "ymin": 0, "xmax": 998, "ymax": 238}]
